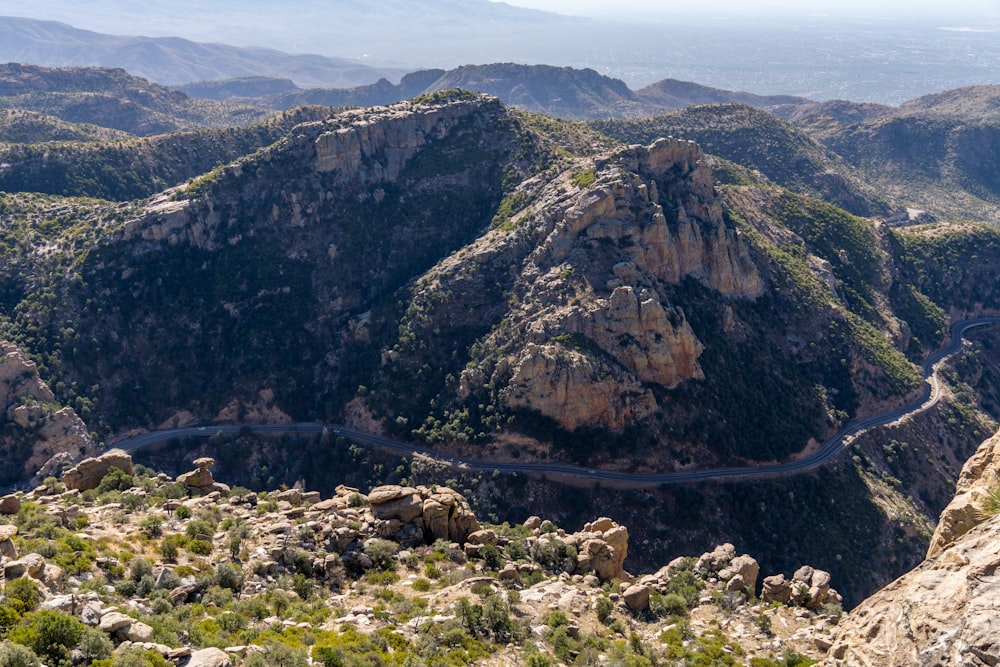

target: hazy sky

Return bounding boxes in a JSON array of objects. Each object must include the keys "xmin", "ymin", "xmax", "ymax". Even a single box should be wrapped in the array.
[{"xmin": 502, "ymin": 0, "xmax": 1000, "ymax": 20}]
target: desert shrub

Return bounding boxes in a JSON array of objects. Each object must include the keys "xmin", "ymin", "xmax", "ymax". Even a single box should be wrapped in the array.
[
  {"xmin": 97, "ymin": 468, "xmax": 135, "ymax": 493},
  {"xmin": 129, "ymin": 558, "xmax": 153, "ymax": 582},
  {"xmin": 363, "ymin": 539, "xmax": 398, "ymax": 571},
  {"xmin": 184, "ymin": 518, "xmax": 216, "ymax": 541},
  {"xmin": 7, "ymin": 610, "xmax": 84, "ymax": 667},
  {"xmin": 244, "ymin": 643, "xmax": 308, "ymax": 667},
  {"xmin": 4, "ymin": 579, "xmax": 42, "ymax": 614},
  {"xmin": 186, "ymin": 540, "xmax": 212, "ymax": 556},
  {"xmin": 77, "ymin": 626, "xmax": 114, "ymax": 663},
  {"xmin": 109, "ymin": 647, "xmax": 172, "ymax": 667},
  {"xmin": 595, "ymin": 596, "xmax": 614, "ymax": 624},
  {"xmin": 652, "ymin": 592, "xmax": 689, "ymax": 617},
  {"xmin": 215, "ymin": 562, "xmax": 244, "ymax": 592},
  {"xmin": 478, "ymin": 544, "xmax": 504, "ymax": 571},
  {"xmin": 0, "ymin": 641, "xmax": 40, "ymax": 667}
]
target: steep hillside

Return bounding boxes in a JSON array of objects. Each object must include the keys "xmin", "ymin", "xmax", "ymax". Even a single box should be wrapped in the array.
[
  {"xmin": 792, "ymin": 86, "xmax": 1000, "ymax": 223},
  {"xmin": 0, "ymin": 106, "xmax": 335, "ymax": 200},
  {"xmin": 2, "ymin": 93, "xmax": 998, "ymax": 464},
  {"xmin": 2, "ymin": 92, "xmax": 1000, "ymax": 608},
  {"xmin": 197, "ymin": 65, "xmax": 817, "ymax": 122},
  {"xmin": 252, "ymin": 64, "xmax": 656, "ymax": 120},
  {"xmin": 0, "ymin": 109, "xmax": 130, "ymax": 143},
  {"xmin": 0, "ymin": 63, "xmax": 268, "ymax": 134},
  {"xmin": 0, "ymin": 449, "xmax": 849, "ymax": 667},
  {"xmin": 591, "ymin": 104, "xmax": 891, "ymax": 218}
]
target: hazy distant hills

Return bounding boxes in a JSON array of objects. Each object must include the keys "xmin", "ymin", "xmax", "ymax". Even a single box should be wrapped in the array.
[
  {"xmin": 0, "ymin": 16, "xmax": 405, "ymax": 89},
  {"xmin": 0, "ymin": 63, "xmax": 268, "ymax": 133},
  {"xmin": 183, "ymin": 65, "xmax": 816, "ymax": 121}
]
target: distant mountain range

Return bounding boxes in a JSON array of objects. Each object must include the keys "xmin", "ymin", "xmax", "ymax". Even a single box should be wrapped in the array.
[
  {"xmin": 0, "ymin": 16, "xmax": 406, "ymax": 88},
  {"xmin": 178, "ymin": 65, "xmax": 814, "ymax": 120}
]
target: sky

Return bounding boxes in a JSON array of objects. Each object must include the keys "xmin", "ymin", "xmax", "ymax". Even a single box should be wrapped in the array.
[{"xmin": 501, "ymin": 0, "xmax": 1000, "ymax": 20}]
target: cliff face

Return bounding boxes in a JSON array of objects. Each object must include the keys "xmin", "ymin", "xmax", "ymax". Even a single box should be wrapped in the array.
[
  {"xmin": 927, "ymin": 428, "xmax": 1000, "ymax": 558},
  {"xmin": 0, "ymin": 342, "xmax": 95, "ymax": 484},
  {"xmin": 392, "ymin": 136, "xmax": 761, "ymax": 434},
  {"xmin": 823, "ymin": 426, "xmax": 1000, "ymax": 666}
]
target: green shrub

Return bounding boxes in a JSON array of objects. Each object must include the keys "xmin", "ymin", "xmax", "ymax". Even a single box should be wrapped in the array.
[
  {"xmin": 595, "ymin": 596, "xmax": 614, "ymax": 624},
  {"xmin": 97, "ymin": 468, "xmax": 135, "ymax": 493},
  {"xmin": 0, "ymin": 641, "xmax": 40, "ymax": 667},
  {"xmin": 7, "ymin": 610, "xmax": 84, "ymax": 667},
  {"xmin": 187, "ymin": 540, "xmax": 212, "ymax": 556},
  {"xmin": 214, "ymin": 562, "xmax": 243, "ymax": 592},
  {"xmin": 77, "ymin": 626, "xmax": 114, "ymax": 663},
  {"xmin": 363, "ymin": 539, "xmax": 398, "ymax": 571},
  {"xmin": 174, "ymin": 506, "xmax": 192, "ymax": 520},
  {"xmin": 184, "ymin": 518, "xmax": 216, "ymax": 541},
  {"xmin": 3, "ymin": 579, "xmax": 41, "ymax": 615},
  {"xmin": 478, "ymin": 544, "xmax": 504, "ymax": 571}
]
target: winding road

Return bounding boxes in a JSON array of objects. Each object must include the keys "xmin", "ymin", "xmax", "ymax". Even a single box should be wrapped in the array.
[{"xmin": 112, "ymin": 317, "xmax": 1000, "ymax": 489}]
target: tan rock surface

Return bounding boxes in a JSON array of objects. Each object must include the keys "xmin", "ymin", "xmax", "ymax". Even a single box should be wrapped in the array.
[
  {"xmin": 823, "ymin": 515, "xmax": 1000, "ymax": 666},
  {"xmin": 504, "ymin": 342, "xmax": 657, "ymax": 432},
  {"xmin": 927, "ymin": 428, "xmax": 1000, "ymax": 557},
  {"xmin": 1, "ymin": 342, "xmax": 96, "ymax": 480},
  {"xmin": 61, "ymin": 450, "xmax": 134, "ymax": 491}
]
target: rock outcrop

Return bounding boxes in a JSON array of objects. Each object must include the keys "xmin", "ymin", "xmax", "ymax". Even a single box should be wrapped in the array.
[
  {"xmin": 504, "ymin": 342, "xmax": 657, "ymax": 432},
  {"xmin": 927, "ymin": 427, "xmax": 1000, "ymax": 557},
  {"xmin": 177, "ymin": 457, "xmax": 231, "ymax": 495},
  {"xmin": 823, "ymin": 515, "xmax": 1000, "ymax": 666},
  {"xmin": 61, "ymin": 449, "xmax": 134, "ymax": 491},
  {"xmin": 0, "ymin": 341, "xmax": 96, "ymax": 479}
]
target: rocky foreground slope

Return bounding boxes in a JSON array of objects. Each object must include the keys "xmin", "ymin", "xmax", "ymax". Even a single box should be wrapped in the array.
[
  {"xmin": 6, "ymin": 424, "xmax": 1000, "ymax": 666},
  {"xmin": 0, "ymin": 449, "xmax": 844, "ymax": 666}
]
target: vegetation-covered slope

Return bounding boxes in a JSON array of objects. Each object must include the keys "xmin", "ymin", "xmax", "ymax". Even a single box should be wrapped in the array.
[
  {"xmin": 0, "ymin": 63, "xmax": 268, "ymax": 134},
  {"xmin": 0, "ymin": 106, "xmax": 335, "ymax": 201},
  {"xmin": 591, "ymin": 104, "xmax": 891, "ymax": 218},
  {"xmin": 791, "ymin": 85, "xmax": 1000, "ymax": 223}
]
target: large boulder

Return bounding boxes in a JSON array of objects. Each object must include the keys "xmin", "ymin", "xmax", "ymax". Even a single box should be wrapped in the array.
[
  {"xmin": 720, "ymin": 554, "xmax": 760, "ymax": 595},
  {"xmin": 760, "ymin": 574, "xmax": 793, "ymax": 604},
  {"xmin": 421, "ymin": 487, "xmax": 480, "ymax": 543},
  {"xmin": 928, "ymin": 429, "xmax": 1000, "ymax": 557},
  {"xmin": 61, "ymin": 450, "xmax": 134, "ymax": 491},
  {"xmin": 4, "ymin": 552, "xmax": 45, "ymax": 579},
  {"xmin": 623, "ymin": 583, "xmax": 650, "ymax": 611},
  {"xmin": 696, "ymin": 543, "xmax": 736, "ymax": 573},
  {"xmin": 185, "ymin": 647, "xmax": 232, "ymax": 667},
  {"xmin": 0, "ymin": 524, "xmax": 17, "ymax": 560},
  {"xmin": 368, "ymin": 486, "xmax": 424, "ymax": 523},
  {"xmin": 0, "ymin": 493, "xmax": 20, "ymax": 514}
]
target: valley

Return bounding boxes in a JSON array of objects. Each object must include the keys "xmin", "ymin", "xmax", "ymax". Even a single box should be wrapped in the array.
[{"xmin": 0, "ymin": 13, "xmax": 998, "ymax": 661}]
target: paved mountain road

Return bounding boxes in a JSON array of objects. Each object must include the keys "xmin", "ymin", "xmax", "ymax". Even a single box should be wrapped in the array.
[{"xmin": 112, "ymin": 317, "xmax": 1000, "ymax": 488}]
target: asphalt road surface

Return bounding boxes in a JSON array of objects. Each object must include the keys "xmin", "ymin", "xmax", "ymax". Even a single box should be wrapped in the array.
[{"xmin": 111, "ymin": 317, "xmax": 1000, "ymax": 488}]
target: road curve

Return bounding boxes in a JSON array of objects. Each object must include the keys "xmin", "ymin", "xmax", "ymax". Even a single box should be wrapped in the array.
[{"xmin": 112, "ymin": 317, "xmax": 1000, "ymax": 489}]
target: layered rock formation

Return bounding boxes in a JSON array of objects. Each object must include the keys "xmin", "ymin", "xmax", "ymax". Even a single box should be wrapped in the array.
[{"xmin": 1, "ymin": 342, "xmax": 96, "ymax": 480}]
